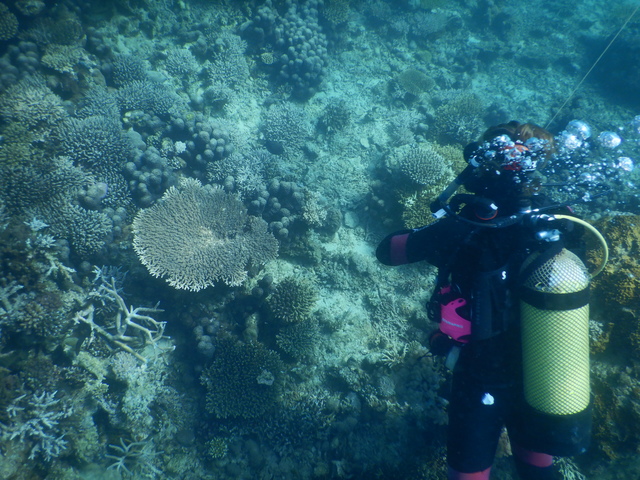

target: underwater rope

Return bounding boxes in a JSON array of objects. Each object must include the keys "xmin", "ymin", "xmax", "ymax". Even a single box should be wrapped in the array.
[{"xmin": 546, "ymin": 3, "xmax": 640, "ymax": 129}]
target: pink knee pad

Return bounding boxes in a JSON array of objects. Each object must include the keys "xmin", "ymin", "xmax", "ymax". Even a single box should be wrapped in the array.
[
  {"xmin": 448, "ymin": 466, "xmax": 491, "ymax": 480},
  {"xmin": 513, "ymin": 444, "xmax": 553, "ymax": 468}
]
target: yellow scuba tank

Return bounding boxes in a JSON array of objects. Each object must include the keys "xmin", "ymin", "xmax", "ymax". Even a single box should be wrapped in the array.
[
  {"xmin": 520, "ymin": 246, "xmax": 591, "ymax": 415},
  {"xmin": 518, "ymin": 216, "xmax": 607, "ymax": 455}
]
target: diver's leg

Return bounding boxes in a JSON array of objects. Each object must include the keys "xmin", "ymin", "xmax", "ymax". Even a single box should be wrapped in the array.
[
  {"xmin": 512, "ymin": 444, "xmax": 558, "ymax": 480},
  {"xmin": 446, "ymin": 373, "xmax": 504, "ymax": 480}
]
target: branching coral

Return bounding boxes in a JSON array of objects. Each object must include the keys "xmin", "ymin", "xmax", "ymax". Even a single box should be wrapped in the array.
[
  {"xmin": 55, "ymin": 115, "xmax": 130, "ymax": 173},
  {"xmin": 106, "ymin": 437, "xmax": 163, "ymax": 477},
  {"xmin": 0, "ymin": 76, "xmax": 68, "ymax": 139},
  {"xmin": 0, "ymin": 390, "xmax": 71, "ymax": 462},
  {"xmin": 73, "ymin": 273, "xmax": 167, "ymax": 362},
  {"xmin": 433, "ymin": 91, "xmax": 484, "ymax": 144},
  {"xmin": 0, "ymin": 4, "xmax": 18, "ymax": 41},
  {"xmin": 267, "ymin": 277, "xmax": 318, "ymax": 324}
]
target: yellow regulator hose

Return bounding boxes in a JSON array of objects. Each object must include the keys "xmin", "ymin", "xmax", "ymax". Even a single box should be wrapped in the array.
[{"xmin": 554, "ymin": 214, "xmax": 608, "ymax": 277}]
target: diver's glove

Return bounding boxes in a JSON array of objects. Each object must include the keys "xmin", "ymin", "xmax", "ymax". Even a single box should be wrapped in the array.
[
  {"xmin": 429, "ymin": 330, "xmax": 466, "ymax": 370},
  {"xmin": 429, "ymin": 330, "xmax": 457, "ymax": 357}
]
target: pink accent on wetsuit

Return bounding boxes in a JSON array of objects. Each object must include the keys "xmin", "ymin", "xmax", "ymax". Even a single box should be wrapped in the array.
[
  {"xmin": 389, "ymin": 233, "xmax": 410, "ymax": 265},
  {"xmin": 440, "ymin": 297, "xmax": 472, "ymax": 343},
  {"xmin": 513, "ymin": 444, "xmax": 553, "ymax": 468},
  {"xmin": 448, "ymin": 466, "xmax": 491, "ymax": 480}
]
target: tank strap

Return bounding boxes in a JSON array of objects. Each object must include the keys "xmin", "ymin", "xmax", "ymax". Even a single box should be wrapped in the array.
[{"xmin": 520, "ymin": 287, "xmax": 589, "ymax": 310}]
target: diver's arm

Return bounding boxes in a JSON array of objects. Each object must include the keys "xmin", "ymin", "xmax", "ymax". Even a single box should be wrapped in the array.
[
  {"xmin": 376, "ymin": 219, "xmax": 462, "ymax": 266},
  {"xmin": 376, "ymin": 229, "xmax": 415, "ymax": 265}
]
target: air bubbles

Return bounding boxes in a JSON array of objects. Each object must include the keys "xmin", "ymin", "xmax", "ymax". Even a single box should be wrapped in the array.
[
  {"xmin": 616, "ymin": 156, "xmax": 634, "ymax": 172},
  {"xmin": 566, "ymin": 120, "xmax": 592, "ymax": 140},
  {"xmin": 632, "ymin": 115, "xmax": 640, "ymax": 134},
  {"xmin": 490, "ymin": 134, "xmax": 513, "ymax": 148},
  {"xmin": 559, "ymin": 131, "xmax": 582, "ymax": 150},
  {"xmin": 598, "ymin": 131, "xmax": 622, "ymax": 148},
  {"xmin": 525, "ymin": 136, "xmax": 547, "ymax": 154},
  {"xmin": 578, "ymin": 172, "xmax": 600, "ymax": 183}
]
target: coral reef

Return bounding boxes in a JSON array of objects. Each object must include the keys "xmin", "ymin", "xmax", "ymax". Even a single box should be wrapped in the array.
[
  {"xmin": 276, "ymin": 317, "xmax": 320, "ymax": 360},
  {"xmin": 133, "ymin": 178, "xmax": 278, "ymax": 291},
  {"xmin": 55, "ymin": 115, "xmax": 130, "ymax": 174},
  {"xmin": 0, "ymin": 1, "xmax": 638, "ymax": 478},
  {"xmin": 110, "ymin": 53, "xmax": 148, "ymax": 87},
  {"xmin": 73, "ymin": 272, "xmax": 167, "ymax": 362},
  {"xmin": 117, "ymin": 79, "xmax": 181, "ymax": 118},
  {"xmin": 433, "ymin": 91, "xmax": 485, "ymax": 144},
  {"xmin": 590, "ymin": 215, "xmax": 640, "ymax": 355},
  {"xmin": 164, "ymin": 47, "xmax": 199, "ymax": 77}
]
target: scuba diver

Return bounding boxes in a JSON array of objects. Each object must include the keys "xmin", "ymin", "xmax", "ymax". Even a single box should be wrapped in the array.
[{"xmin": 377, "ymin": 121, "xmax": 602, "ymax": 480}]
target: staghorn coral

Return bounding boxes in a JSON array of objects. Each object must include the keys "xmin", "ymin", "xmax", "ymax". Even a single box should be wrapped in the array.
[
  {"xmin": 41, "ymin": 44, "xmax": 90, "ymax": 75},
  {"xmin": 22, "ymin": 15, "xmax": 84, "ymax": 45},
  {"xmin": 106, "ymin": 437, "xmax": 164, "ymax": 477},
  {"xmin": 0, "ymin": 122, "xmax": 38, "ymax": 168},
  {"xmin": 321, "ymin": 0, "xmax": 350, "ymax": 25},
  {"xmin": 319, "ymin": 98, "xmax": 351, "ymax": 134},
  {"xmin": 43, "ymin": 203, "xmax": 112, "ymax": 256},
  {"xmin": 0, "ymin": 390, "xmax": 71, "ymax": 462},
  {"xmin": 0, "ymin": 157, "xmax": 89, "ymax": 212},
  {"xmin": 207, "ymin": 149, "xmax": 274, "ymax": 199},
  {"xmin": 133, "ymin": 178, "xmax": 278, "ymax": 291},
  {"xmin": 200, "ymin": 339, "xmax": 284, "ymax": 419},
  {"xmin": 207, "ymin": 31, "xmax": 249, "ymax": 89},
  {"xmin": 73, "ymin": 273, "xmax": 167, "ymax": 362},
  {"xmin": 74, "ymin": 87, "xmax": 119, "ymax": 119},
  {"xmin": 266, "ymin": 277, "xmax": 317, "ymax": 324},
  {"xmin": 164, "ymin": 47, "xmax": 199, "ymax": 76}
]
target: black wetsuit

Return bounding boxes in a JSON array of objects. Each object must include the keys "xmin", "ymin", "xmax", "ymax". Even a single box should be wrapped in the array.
[{"xmin": 376, "ymin": 199, "xmax": 588, "ymax": 476}]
